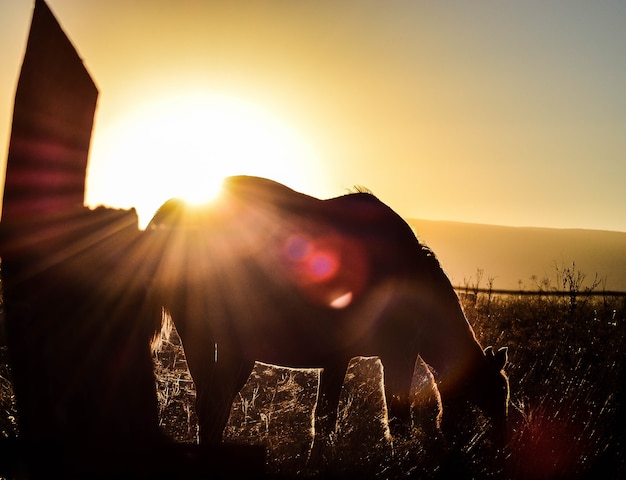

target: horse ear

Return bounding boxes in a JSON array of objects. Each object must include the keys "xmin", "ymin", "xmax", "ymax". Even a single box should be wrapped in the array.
[
  {"xmin": 494, "ymin": 347, "xmax": 508, "ymax": 370},
  {"xmin": 484, "ymin": 346, "xmax": 508, "ymax": 370}
]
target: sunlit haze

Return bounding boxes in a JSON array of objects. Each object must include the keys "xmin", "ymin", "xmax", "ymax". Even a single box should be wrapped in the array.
[
  {"xmin": 1, "ymin": 1, "xmax": 625, "ymax": 231},
  {"xmin": 86, "ymin": 92, "xmax": 323, "ymax": 227}
]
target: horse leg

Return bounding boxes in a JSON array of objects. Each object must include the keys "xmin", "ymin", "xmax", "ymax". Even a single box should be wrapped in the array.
[
  {"xmin": 379, "ymin": 352, "xmax": 416, "ymax": 436},
  {"xmin": 197, "ymin": 354, "xmax": 255, "ymax": 446},
  {"xmin": 316, "ymin": 361, "xmax": 348, "ymax": 437},
  {"xmin": 306, "ymin": 359, "xmax": 346, "ymax": 469}
]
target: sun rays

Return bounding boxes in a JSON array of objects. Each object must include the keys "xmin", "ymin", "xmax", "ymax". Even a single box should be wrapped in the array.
[{"xmin": 86, "ymin": 92, "xmax": 323, "ymax": 228}]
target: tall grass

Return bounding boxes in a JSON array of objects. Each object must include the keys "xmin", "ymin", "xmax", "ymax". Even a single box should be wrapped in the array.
[
  {"xmin": 465, "ymin": 287, "xmax": 625, "ymax": 479},
  {"xmin": 1, "ymin": 277, "xmax": 624, "ymax": 478},
  {"xmin": 0, "ymin": 346, "xmax": 18, "ymax": 440}
]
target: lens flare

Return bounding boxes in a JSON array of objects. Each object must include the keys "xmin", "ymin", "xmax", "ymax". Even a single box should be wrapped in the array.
[
  {"xmin": 283, "ymin": 233, "xmax": 368, "ymax": 309},
  {"xmin": 285, "ymin": 235, "xmax": 339, "ymax": 284},
  {"xmin": 308, "ymin": 252, "xmax": 338, "ymax": 281},
  {"xmin": 329, "ymin": 291, "xmax": 353, "ymax": 309}
]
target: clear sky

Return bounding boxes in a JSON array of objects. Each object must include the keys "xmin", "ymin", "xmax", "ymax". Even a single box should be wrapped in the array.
[{"xmin": 1, "ymin": 1, "xmax": 625, "ymax": 231}]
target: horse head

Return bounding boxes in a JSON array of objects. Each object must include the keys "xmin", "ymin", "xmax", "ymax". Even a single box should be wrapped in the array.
[{"xmin": 477, "ymin": 346, "xmax": 510, "ymax": 445}]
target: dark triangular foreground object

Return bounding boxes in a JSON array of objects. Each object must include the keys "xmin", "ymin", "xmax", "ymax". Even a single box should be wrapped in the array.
[
  {"xmin": 3, "ymin": 0, "xmax": 97, "ymax": 220},
  {"xmin": 0, "ymin": 3, "xmax": 266, "ymax": 478},
  {"xmin": 0, "ymin": 2, "xmax": 162, "ymax": 477}
]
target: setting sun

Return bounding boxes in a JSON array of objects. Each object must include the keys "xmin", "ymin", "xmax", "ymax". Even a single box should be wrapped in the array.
[{"xmin": 85, "ymin": 93, "xmax": 323, "ymax": 228}]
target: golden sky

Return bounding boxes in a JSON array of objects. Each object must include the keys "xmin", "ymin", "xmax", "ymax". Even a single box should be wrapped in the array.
[{"xmin": 1, "ymin": 1, "xmax": 625, "ymax": 231}]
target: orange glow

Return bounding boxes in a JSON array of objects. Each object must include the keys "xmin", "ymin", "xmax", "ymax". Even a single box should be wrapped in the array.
[
  {"xmin": 86, "ymin": 93, "xmax": 321, "ymax": 228},
  {"xmin": 3, "ymin": 2, "xmax": 625, "ymax": 232}
]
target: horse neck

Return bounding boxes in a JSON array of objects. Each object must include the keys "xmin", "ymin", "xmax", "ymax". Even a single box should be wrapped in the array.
[{"xmin": 414, "ymin": 262, "xmax": 486, "ymax": 397}]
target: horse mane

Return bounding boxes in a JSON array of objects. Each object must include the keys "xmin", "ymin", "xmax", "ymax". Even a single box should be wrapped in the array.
[
  {"xmin": 329, "ymin": 187, "xmax": 444, "ymax": 276},
  {"xmin": 418, "ymin": 243, "xmax": 441, "ymax": 268},
  {"xmin": 349, "ymin": 185, "xmax": 375, "ymax": 195},
  {"xmin": 414, "ymin": 240, "xmax": 456, "ymax": 298}
]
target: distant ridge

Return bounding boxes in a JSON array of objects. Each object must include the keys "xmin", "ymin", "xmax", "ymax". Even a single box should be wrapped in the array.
[{"xmin": 408, "ymin": 219, "xmax": 626, "ymax": 292}]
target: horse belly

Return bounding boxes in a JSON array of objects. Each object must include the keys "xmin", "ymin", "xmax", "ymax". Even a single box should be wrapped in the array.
[{"xmin": 232, "ymin": 306, "xmax": 361, "ymax": 369}]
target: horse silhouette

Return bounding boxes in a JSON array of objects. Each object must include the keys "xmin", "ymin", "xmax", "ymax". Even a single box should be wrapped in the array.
[{"xmin": 146, "ymin": 176, "xmax": 509, "ymax": 447}]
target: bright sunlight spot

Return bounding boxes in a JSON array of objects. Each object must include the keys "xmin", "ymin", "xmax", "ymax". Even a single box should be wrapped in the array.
[{"xmin": 86, "ymin": 93, "xmax": 322, "ymax": 228}]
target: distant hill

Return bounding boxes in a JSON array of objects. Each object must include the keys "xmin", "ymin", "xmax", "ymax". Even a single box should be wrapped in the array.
[{"xmin": 408, "ymin": 219, "xmax": 626, "ymax": 292}]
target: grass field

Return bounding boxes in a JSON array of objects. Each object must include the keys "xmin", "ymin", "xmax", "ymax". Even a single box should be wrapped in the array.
[
  {"xmin": 462, "ymin": 289, "xmax": 625, "ymax": 479},
  {"xmin": 2, "ymin": 277, "xmax": 625, "ymax": 478},
  {"xmin": 152, "ymin": 280, "xmax": 625, "ymax": 479}
]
